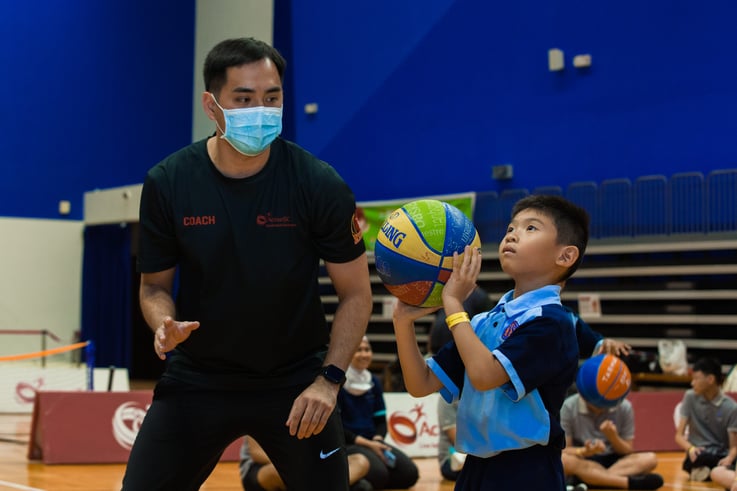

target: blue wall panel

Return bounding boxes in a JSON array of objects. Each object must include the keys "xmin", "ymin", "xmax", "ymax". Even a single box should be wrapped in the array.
[
  {"xmin": 287, "ymin": 1, "xmax": 737, "ymax": 203},
  {"xmin": 0, "ymin": 1, "xmax": 195, "ymax": 219}
]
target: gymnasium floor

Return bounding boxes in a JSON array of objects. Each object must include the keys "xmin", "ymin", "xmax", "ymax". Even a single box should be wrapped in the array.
[{"xmin": 0, "ymin": 410, "xmax": 727, "ymax": 491}]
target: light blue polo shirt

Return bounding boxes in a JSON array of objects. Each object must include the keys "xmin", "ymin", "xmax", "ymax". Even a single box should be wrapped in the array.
[{"xmin": 428, "ymin": 284, "xmax": 579, "ymax": 458}]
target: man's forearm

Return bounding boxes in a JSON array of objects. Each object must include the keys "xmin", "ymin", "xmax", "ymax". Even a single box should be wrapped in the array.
[
  {"xmin": 324, "ymin": 294, "xmax": 371, "ymax": 369},
  {"xmin": 140, "ymin": 284, "xmax": 176, "ymax": 333}
]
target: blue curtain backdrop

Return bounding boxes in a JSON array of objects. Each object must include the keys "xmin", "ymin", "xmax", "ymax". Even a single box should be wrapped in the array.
[{"xmin": 81, "ymin": 224, "xmax": 132, "ymax": 369}]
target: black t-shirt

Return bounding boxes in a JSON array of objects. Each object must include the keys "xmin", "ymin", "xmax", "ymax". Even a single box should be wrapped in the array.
[{"xmin": 137, "ymin": 137, "xmax": 365, "ymax": 389}]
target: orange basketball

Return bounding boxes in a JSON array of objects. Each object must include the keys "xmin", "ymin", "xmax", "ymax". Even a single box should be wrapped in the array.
[{"xmin": 576, "ymin": 354, "xmax": 631, "ymax": 408}]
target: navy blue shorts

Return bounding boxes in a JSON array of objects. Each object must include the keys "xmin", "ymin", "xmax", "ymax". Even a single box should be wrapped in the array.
[
  {"xmin": 588, "ymin": 452, "xmax": 621, "ymax": 469},
  {"xmin": 456, "ymin": 445, "xmax": 564, "ymax": 490}
]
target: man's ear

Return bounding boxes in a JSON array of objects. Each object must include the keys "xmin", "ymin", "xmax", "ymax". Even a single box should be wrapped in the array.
[
  {"xmin": 556, "ymin": 245, "xmax": 579, "ymax": 268},
  {"xmin": 202, "ymin": 92, "xmax": 217, "ymax": 121}
]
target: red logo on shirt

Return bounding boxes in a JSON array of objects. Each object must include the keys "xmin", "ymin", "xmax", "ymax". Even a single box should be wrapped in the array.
[{"xmin": 256, "ymin": 213, "xmax": 296, "ymax": 228}]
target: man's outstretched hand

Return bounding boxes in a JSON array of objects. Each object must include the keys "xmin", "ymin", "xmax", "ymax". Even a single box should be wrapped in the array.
[{"xmin": 154, "ymin": 316, "xmax": 200, "ymax": 360}]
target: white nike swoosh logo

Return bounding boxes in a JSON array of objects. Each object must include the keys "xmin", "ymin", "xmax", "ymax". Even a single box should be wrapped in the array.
[{"xmin": 319, "ymin": 447, "xmax": 340, "ymax": 459}]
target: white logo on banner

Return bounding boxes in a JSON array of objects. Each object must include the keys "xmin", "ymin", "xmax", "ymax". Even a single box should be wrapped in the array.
[
  {"xmin": 15, "ymin": 378, "xmax": 44, "ymax": 404},
  {"xmin": 112, "ymin": 401, "xmax": 149, "ymax": 450}
]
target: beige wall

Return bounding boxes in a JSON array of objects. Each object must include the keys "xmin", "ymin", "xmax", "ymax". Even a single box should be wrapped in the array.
[
  {"xmin": 0, "ymin": 218, "xmax": 83, "ymax": 356},
  {"xmin": 192, "ymin": 0, "xmax": 274, "ymax": 142}
]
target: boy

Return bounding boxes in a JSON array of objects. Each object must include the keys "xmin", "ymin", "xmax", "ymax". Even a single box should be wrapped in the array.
[
  {"xmin": 561, "ymin": 391, "xmax": 663, "ymax": 490},
  {"xmin": 675, "ymin": 356, "xmax": 737, "ymax": 481},
  {"xmin": 393, "ymin": 195, "xmax": 589, "ymax": 490}
]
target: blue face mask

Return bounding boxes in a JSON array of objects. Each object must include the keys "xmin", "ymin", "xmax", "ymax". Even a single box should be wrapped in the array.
[{"xmin": 211, "ymin": 94, "xmax": 283, "ymax": 156}]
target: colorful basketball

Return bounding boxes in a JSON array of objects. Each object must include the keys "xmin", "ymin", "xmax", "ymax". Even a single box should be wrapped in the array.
[
  {"xmin": 374, "ymin": 199, "xmax": 481, "ymax": 307},
  {"xmin": 576, "ymin": 353, "xmax": 632, "ymax": 408}
]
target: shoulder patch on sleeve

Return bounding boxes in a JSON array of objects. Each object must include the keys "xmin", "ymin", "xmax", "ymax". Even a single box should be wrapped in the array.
[{"xmin": 351, "ymin": 209, "xmax": 365, "ymax": 244}]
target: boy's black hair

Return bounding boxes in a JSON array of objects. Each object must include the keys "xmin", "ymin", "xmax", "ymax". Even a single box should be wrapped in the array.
[
  {"xmin": 203, "ymin": 37, "xmax": 286, "ymax": 94},
  {"xmin": 511, "ymin": 194, "xmax": 590, "ymax": 281},
  {"xmin": 693, "ymin": 356, "xmax": 724, "ymax": 385}
]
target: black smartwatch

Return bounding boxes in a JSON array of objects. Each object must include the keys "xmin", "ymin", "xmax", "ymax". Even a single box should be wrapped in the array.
[{"xmin": 319, "ymin": 364, "xmax": 346, "ymax": 385}]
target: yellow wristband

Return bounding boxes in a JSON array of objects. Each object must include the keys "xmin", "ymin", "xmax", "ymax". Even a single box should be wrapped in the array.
[{"xmin": 445, "ymin": 312, "xmax": 470, "ymax": 330}]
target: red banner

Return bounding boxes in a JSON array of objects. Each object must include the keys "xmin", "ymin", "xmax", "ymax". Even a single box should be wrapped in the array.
[{"xmin": 28, "ymin": 391, "xmax": 241, "ymax": 464}]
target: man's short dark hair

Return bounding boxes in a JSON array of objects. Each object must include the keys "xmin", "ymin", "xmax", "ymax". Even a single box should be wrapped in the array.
[
  {"xmin": 203, "ymin": 37, "xmax": 286, "ymax": 94},
  {"xmin": 511, "ymin": 194, "xmax": 590, "ymax": 281},
  {"xmin": 693, "ymin": 356, "xmax": 724, "ymax": 385}
]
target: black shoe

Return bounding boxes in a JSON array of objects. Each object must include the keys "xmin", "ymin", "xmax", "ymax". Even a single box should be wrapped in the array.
[
  {"xmin": 627, "ymin": 473, "xmax": 664, "ymax": 489},
  {"xmin": 350, "ymin": 479, "xmax": 373, "ymax": 491}
]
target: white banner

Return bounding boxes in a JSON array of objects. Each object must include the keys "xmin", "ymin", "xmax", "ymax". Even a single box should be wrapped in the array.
[
  {"xmin": 383, "ymin": 391, "xmax": 440, "ymax": 457},
  {"xmin": 0, "ymin": 365, "xmax": 130, "ymax": 413}
]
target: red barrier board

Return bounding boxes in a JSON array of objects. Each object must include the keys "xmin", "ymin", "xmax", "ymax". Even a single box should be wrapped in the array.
[
  {"xmin": 628, "ymin": 391, "xmax": 683, "ymax": 451},
  {"xmin": 28, "ymin": 391, "xmax": 241, "ymax": 464}
]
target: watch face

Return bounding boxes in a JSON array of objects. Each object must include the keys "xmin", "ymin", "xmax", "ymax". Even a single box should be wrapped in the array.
[{"xmin": 323, "ymin": 364, "xmax": 346, "ymax": 384}]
